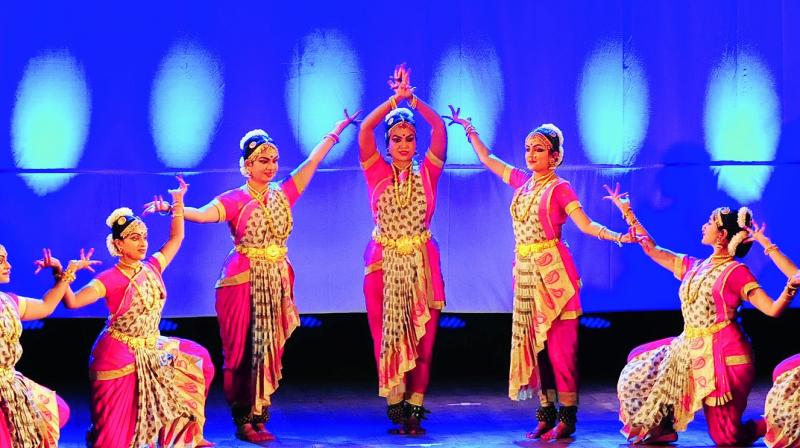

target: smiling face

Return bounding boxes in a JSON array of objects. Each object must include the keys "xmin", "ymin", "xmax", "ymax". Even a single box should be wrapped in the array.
[
  {"xmin": 524, "ymin": 133, "xmax": 558, "ymax": 173},
  {"xmin": 245, "ymin": 153, "xmax": 279, "ymax": 185},
  {"xmin": 387, "ymin": 123, "xmax": 417, "ymax": 164},
  {"xmin": 114, "ymin": 231, "xmax": 149, "ymax": 261},
  {"xmin": 0, "ymin": 244, "xmax": 10, "ymax": 284}
]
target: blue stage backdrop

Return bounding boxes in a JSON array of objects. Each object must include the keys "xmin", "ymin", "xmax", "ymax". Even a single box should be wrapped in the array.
[{"xmin": 1, "ymin": 1, "xmax": 798, "ymax": 317}]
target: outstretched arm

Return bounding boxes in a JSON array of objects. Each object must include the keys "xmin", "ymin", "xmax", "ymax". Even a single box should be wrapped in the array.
[
  {"xmin": 443, "ymin": 105, "xmax": 510, "ymax": 179},
  {"xmin": 24, "ymin": 248, "xmax": 101, "ymax": 319},
  {"xmin": 601, "ymin": 183, "xmax": 677, "ymax": 272},
  {"xmin": 144, "ymin": 176, "xmax": 220, "ymax": 224},
  {"xmin": 290, "ymin": 109, "xmax": 361, "ymax": 194},
  {"xmin": 747, "ymin": 272, "xmax": 799, "ymax": 317},
  {"xmin": 155, "ymin": 176, "xmax": 188, "ymax": 267}
]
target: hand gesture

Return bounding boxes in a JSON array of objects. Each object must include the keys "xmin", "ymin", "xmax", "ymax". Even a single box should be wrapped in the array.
[
  {"xmin": 603, "ymin": 183, "xmax": 631, "ymax": 212},
  {"xmin": 333, "ymin": 108, "xmax": 363, "ymax": 134},
  {"xmin": 142, "ymin": 195, "xmax": 171, "ymax": 216},
  {"xmin": 442, "ymin": 105, "xmax": 472, "ymax": 128},
  {"xmin": 66, "ymin": 248, "xmax": 102, "ymax": 273},
  {"xmin": 618, "ymin": 227, "xmax": 643, "ymax": 244},
  {"xmin": 388, "ymin": 63, "xmax": 414, "ymax": 100},
  {"xmin": 33, "ymin": 248, "xmax": 63, "ymax": 275},
  {"xmin": 168, "ymin": 174, "xmax": 189, "ymax": 204},
  {"xmin": 743, "ymin": 220, "xmax": 770, "ymax": 246}
]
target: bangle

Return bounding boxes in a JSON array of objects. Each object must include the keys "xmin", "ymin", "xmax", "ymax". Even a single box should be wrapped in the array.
[
  {"xmin": 464, "ymin": 124, "xmax": 479, "ymax": 142},
  {"xmin": 596, "ymin": 226, "xmax": 608, "ymax": 241},
  {"xmin": 614, "ymin": 232, "xmax": 624, "ymax": 247},
  {"xmin": 409, "ymin": 95, "xmax": 418, "ymax": 109},
  {"xmin": 622, "ymin": 209, "xmax": 638, "ymax": 226},
  {"xmin": 764, "ymin": 244, "xmax": 779, "ymax": 256},
  {"xmin": 324, "ymin": 132, "xmax": 340, "ymax": 144},
  {"xmin": 389, "ymin": 96, "xmax": 398, "ymax": 110},
  {"xmin": 60, "ymin": 268, "xmax": 76, "ymax": 284},
  {"xmin": 172, "ymin": 213, "xmax": 184, "ymax": 218}
]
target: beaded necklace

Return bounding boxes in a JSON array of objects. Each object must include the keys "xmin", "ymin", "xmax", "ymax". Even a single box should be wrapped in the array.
[
  {"xmin": 684, "ymin": 255, "xmax": 733, "ymax": 305},
  {"xmin": 510, "ymin": 171, "xmax": 557, "ymax": 222},
  {"xmin": 391, "ymin": 162, "xmax": 414, "ymax": 208},
  {"xmin": 247, "ymin": 183, "xmax": 292, "ymax": 240}
]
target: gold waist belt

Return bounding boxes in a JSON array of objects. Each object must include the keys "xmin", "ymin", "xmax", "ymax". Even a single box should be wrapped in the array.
[
  {"xmin": 372, "ymin": 229, "xmax": 432, "ymax": 255},
  {"xmin": 108, "ymin": 327, "xmax": 159, "ymax": 350},
  {"xmin": 515, "ymin": 238, "xmax": 560, "ymax": 258},
  {"xmin": 685, "ymin": 320, "xmax": 731, "ymax": 338},
  {"xmin": 236, "ymin": 244, "xmax": 288, "ymax": 262}
]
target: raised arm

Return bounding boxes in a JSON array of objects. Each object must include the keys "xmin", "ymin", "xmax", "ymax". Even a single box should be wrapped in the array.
[
  {"xmin": 359, "ymin": 97, "xmax": 394, "ymax": 163},
  {"xmin": 745, "ymin": 221, "xmax": 799, "ymax": 278},
  {"xmin": 289, "ymin": 109, "xmax": 361, "ymax": 194},
  {"xmin": 143, "ymin": 176, "xmax": 219, "ymax": 224},
  {"xmin": 443, "ymin": 105, "xmax": 511, "ymax": 179},
  {"xmin": 154, "ymin": 176, "xmax": 188, "ymax": 267},
  {"xmin": 24, "ymin": 248, "xmax": 101, "ymax": 318}
]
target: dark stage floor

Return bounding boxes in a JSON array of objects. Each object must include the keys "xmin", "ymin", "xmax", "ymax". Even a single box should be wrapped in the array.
[{"xmin": 55, "ymin": 381, "xmax": 771, "ymax": 447}]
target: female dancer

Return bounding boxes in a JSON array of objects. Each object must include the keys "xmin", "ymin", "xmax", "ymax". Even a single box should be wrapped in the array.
[
  {"xmin": 606, "ymin": 185, "xmax": 798, "ymax": 445},
  {"xmin": 358, "ymin": 64, "xmax": 447, "ymax": 435},
  {"xmin": 143, "ymin": 111, "xmax": 360, "ymax": 442},
  {"xmin": 744, "ymin": 222, "xmax": 800, "ymax": 448},
  {"xmin": 444, "ymin": 108, "xmax": 637, "ymax": 439},
  {"xmin": 0, "ymin": 245, "xmax": 94, "ymax": 446},
  {"xmin": 68, "ymin": 177, "xmax": 215, "ymax": 447}
]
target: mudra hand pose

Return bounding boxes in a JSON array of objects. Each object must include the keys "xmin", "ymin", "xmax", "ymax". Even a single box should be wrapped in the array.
[
  {"xmin": 444, "ymin": 107, "xmax": 638, "ymax": 440},
  {"xmin": 143, "ymin": 110, "xmax": 360, "ymax": 442},
  {"xmin": 0, "ymin": 245, "xmax": 96, "ymax": 447},
  {"xmin": 68, "ymin": 177, "xmax": 216, "ymax": 447},
  {"xmin": 358, "ymin": 64, "xmax": 447, "ymax": 435},
  {"xmin": 606, "ymin": 185, "xmax": 798, "ymax": 446}
]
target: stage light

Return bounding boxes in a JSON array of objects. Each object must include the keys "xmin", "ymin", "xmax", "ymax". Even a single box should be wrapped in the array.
[
  {"xmin": 577, "ymin": 40, "xmax": 649, "ymax": 169},
  {"xmin": 704, "ymin": 50, "xmax": 779, "ymax": 204},
  {"xmin": 286, "ymin": 29, "xmax": 362, "ymax": 165},
  {"xmin": 11, "ymin": 50, "xmax": 91, "ymax": 195},
  {"xmin": 150, "ymin": 40, "xmax": 224, "ymax": 168},
  {"xmin": 300, "ymin": 315, "xmax": 322, "ymax": 328},
  {"xmin": 431, "ymin": 43, "xmax": 504, "ymax": 167},
  {"xmin": 159, "ymin": 319, "xmax": 178, "ymax": 332},
  {"xmin": 438, "ymin": 315, "xmax": 466, "ymax": 329},
  {"xmin": 579, "ymin": 315, "xmax": 611, "ymax": 330}
]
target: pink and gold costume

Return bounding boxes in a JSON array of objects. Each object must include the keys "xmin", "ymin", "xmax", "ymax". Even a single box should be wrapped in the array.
[
  {"xmin": 504, "ymin": 168, "xmax": 583, "ymax": 406},
  {"xmin": 0, "ymin": 291, "xmax": 69, "ymax": 447},
  {"xmin": 765, "ymin": 353, "xmax": 800, "ymax": 448},
  {"xmin": 87, "ymin": 254, "xmax": 214, "ymax": 447},
  {"xmin": 210, "ymin": 177, "xmax": 302, "ymax": 415},
  {"xmin": 361, "ymin": 151, "xmax": 445, "ymax": 401},
  {"xmin": 618, "ymin": 255, "xmax": 762, "ymax": 446}
]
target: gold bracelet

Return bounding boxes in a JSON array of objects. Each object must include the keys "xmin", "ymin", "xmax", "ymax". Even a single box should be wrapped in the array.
[
  {"xmin": 389, "ymin": 96, "xmax": 398, "ymax": 110},
  {"xmin": 596, "ymin": 226, "xmax": 608, "ymax": 241},
  {"xmin": 172, "ymin": 213, "xmax": 184, "ymax": 218},
  {"xmin": 614, "ymin": 232, "xmax": 624, "ymax": 247},
  {"xmin": 764, "ymin": 244, "xmax": 779, "ymax": 256},
  {"xmin": 60, "ymin": 268, "xmax": 77, "ymax": 284}
]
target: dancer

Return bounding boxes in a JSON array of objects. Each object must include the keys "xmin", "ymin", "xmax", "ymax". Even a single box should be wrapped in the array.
[
  {"xmin": 444, "ymin": 108, "xmax": 637, "ymax": 439},
  {"xmin": 0, "ymin": 245, "xmax": 93, "ymax": 446},
  {"xmin": 606, "ymin": 185, "xmax": 797, "ymax": 445},
  {"xmin": 744, "ymin": 222, "xmax": 800, "ymax": 448},
  {"xmin": 68, "ymin": 177, "xmax": 215, "ymax": 447},
  {"xmin": 358, "ymin": 64, "xmax": 447, "ymax": 435},
  {"xmin": 143, "ymin": 111, "xmax": 360, "ymax": 442}
]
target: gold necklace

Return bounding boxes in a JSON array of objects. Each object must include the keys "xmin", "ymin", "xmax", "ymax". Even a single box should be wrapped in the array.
[
  {"xmin": 115, "ymin": 264, "xmax": 159, "ymax": 311},
  {"xmin": 391, "ymin": 163, "xmax": 414, "ymax": 208},
  {"xmin": 510, "ymin": 171, "xmax": 557, "ymax": 222},
  {"xmin": 684, "ymin": 256, "xmax": 732, "ymax": 304},
  {"xmin": 247, "ymin": 184, "xmax": 292, "ymax": 240},
  {"xmin": 117, "ymin": 259, "xmax": 142, "ymax": 274}
]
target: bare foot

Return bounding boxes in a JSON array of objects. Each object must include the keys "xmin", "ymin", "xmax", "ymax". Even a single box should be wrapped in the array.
[
  {"xmin": 236, "ymin": 423, "xmax": 274, "ymax": 443},
  {"xmin": 540, "ymin": 422, "xmax": 576, "ymax": 440},
  {"xmin": 252, "ymin": 423, "xmax": 276, "ymax": 441},
  {"xmin": 525, "ymin": 421, "xmax": 556, "ymax": 439}
]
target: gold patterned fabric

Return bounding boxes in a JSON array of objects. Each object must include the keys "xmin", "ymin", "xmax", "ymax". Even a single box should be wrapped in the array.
[
  {"xmin": 508, "ymin": 176, "xmax": 576, "ymax": 400},
  {"xmin": 375, "ymin": 167, "xmax": 432, "ymax": 398},
  {"xmin": 240, "ymin": 184, "xmax": 299, "ymax": 414},
  {"xmin": 765, "ymin": 362, "xmax": 800, "ymax": 448},
  {"xmin": 618, "ymin": 259, "xmax": 734, "ymax": 435},
  {"xmin": 104, "ymin": 264, "xmax": 198, "ymax": 447},
  {"xmin": 0, "ymin": 292, "xmax": 48, "ymax": 447}
]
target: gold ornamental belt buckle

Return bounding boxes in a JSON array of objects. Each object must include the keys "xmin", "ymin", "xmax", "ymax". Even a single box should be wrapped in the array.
[
  {"xmin": 236, "ymin": 244, "xmax": 288, "ymax": 262},
  {"xmin": 685, "ymin": 320, "xmax": 730, "ymax": 338},
  {"xmin": 515, "ymin": 238, "xmax": 559, "ymax": 258},
  {"xmin": 108, "ymin": 327, "xmax": 159, "ymax": 350},
  {"xmin": 372, "ymin": 229, "xmax": 432, "ymax": 255}
]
